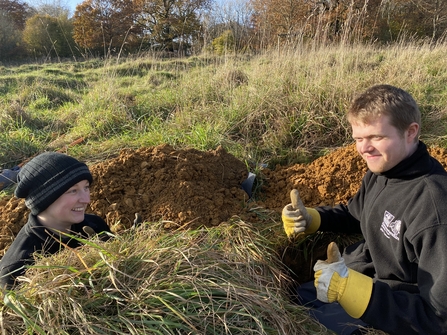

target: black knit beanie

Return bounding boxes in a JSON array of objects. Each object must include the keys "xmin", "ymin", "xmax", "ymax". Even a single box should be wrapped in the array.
[{"xmin": 15, "ymin": 152, "xmax": 93, "ymax": 215}]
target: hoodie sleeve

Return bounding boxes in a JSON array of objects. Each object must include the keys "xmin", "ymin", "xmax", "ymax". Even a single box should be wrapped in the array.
[
  {"xmin": 0, "ymin": 226, "xmax": 42, "ymax": 289},
  {"xmin": 360, "ymin": 224, "xmax": 447, "ymax": 334}
]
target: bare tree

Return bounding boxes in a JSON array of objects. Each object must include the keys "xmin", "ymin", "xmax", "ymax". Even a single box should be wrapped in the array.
[
  {"xmin": 205, "ymin": 0, "xmax": 255, "ymax": 52},
  {"xmin": 409, "ymin": 0, "xmax": 447, "ymax": 40}
]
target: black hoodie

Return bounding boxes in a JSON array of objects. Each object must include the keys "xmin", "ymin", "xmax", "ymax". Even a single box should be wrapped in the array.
[
  {"xmin": 316, "ymin": 141, "xmax": 447, "ymax": 334},
  {"xmin": 0, "ymin": 213, "xmax": 111, "ymax": 289}
]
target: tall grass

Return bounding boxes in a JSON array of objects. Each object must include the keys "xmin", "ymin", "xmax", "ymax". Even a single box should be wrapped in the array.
[
  {"xmin": 1, "ymin": 42, "xmax": 447, "ymax": 169},
  {"xmin": 1, "ymin": 221, "xmax": 325, "ymax": 334}
]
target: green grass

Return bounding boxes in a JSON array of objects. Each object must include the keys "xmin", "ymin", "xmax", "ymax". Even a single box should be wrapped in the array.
[{"xmin": 1, "ymin": 42, "xmax": 447, "ymax": 168}]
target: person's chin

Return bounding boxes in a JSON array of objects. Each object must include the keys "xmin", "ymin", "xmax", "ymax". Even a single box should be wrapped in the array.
[
  {"xmin": 71, "ymin": 211, "xmax": 85, "ymax": 223},
  {"xmin": 366, "ymin": 164, "xmax": 384, "ymax": 174}
]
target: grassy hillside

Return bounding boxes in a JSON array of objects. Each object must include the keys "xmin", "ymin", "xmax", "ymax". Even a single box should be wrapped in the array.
[{"xmin": 2, "ymin": 42, "xmax": 447, "ymax": 170}]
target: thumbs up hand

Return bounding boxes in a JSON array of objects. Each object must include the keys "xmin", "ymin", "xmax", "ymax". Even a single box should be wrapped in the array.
[
  {"xmin": 282, "ymin": 189, "xmax": 321, "ymax": 237},
  {"xmin": 313, "ymin": 242, "xmax": 374, "ymax": 319},
  {"xmin": 314, "ymin": 242, "xmax": 347, "ymax": 303}
]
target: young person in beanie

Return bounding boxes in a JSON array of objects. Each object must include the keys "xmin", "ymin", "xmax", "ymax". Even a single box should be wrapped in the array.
[{"xmin": 0, "ymin": 152, "xmax": 111, "ymax": 289}]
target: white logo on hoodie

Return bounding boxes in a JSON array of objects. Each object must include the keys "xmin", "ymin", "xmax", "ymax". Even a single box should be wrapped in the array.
[{"xmin": 380, "ymin": 211, "xmax": 401, "ymax": 241}]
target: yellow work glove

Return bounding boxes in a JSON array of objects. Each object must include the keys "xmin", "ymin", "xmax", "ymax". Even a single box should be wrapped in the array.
[
  {"xmin": 282, "ymin": 189, "xmax": 321, "ymax": 237},
  {"xmin": 314, "ymin": 242, "xmax": 373, "ymax": 319}
]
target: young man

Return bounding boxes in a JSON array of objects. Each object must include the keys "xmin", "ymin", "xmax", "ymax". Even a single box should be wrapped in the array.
[
  {"xmin": 0, "ymin": 152, "xmax": 111, "ymax": 289},
  {"xmin": 282, "ymin": 85, "xmax": 447, "ymax": 334}
]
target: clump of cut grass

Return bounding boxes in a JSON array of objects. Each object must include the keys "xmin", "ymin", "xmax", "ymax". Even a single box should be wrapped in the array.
[{"xmin": 1, "ymin": 220, "xmax": 325, "ymax": 334}]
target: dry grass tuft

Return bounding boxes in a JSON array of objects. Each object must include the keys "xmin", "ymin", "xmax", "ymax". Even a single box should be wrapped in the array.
[{"xmin": 1, "ymin": 220, "xmax": 327, "ymax": 334}]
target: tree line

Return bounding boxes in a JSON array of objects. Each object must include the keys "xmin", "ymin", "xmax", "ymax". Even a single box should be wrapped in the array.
[
  {"xmin": 1, "ymin": 0, "xmax": 447, "ymax": 61},
  {"xmin": 251, "ymin": 0, "xmax": 447, "ymax": 46}
]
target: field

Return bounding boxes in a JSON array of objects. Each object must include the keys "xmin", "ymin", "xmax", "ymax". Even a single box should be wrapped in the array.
[{"xmin": 1, "ymin": 42, "xmax": 447, "ymax": 334}]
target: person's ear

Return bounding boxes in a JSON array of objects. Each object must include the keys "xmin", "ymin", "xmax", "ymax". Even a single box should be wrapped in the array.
[{"xmin": 407, "ymin": 122, "xmax": 419, "ymax": 142}]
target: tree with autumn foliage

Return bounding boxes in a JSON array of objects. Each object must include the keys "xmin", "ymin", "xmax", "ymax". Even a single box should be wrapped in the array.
[
  {"xmin": 23, "ymin": 14, "xmax": 78, "ymax": 59},
  {"xmin": 134, "ymin": 0, "xmax": 211, "ymax": 53},
  {"xmin": 72, "ymin": 0, "xmax": 211, "ymax": 56},
  {"xmin": 0, "ymin": 0, "xmax": 33, "ymax": 30},
  {"xmin": 249, "ymin": 0, "xmax": 447, "ymax": 48},
  {"xmin": 249, "ymin": 0, "xmax": 385, "ymax": 47},
  {"xmin": 250, "ymin": 0, "xmax": 311, "ymax": 47},
  {"xmin": 0, "ymin": 0, "xmax": 34, "ymax": 60},
  {"xmin": 73, "ymin": 0, "xmax": 143, "ymax": 56}
]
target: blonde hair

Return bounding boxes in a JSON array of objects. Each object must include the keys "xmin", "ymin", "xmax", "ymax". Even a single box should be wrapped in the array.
[{"xmin": 347, "ymin": 85, "xmax": 421, "ymax": 139}]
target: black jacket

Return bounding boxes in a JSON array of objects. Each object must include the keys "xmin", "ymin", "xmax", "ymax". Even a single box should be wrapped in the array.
[
  {"xmin": 316, "ymin": 141, "xmax": 447, "ymax": 334},
  {"xmin": 0, "ymin": 213, "xmax": 111, "ymax": 289}
]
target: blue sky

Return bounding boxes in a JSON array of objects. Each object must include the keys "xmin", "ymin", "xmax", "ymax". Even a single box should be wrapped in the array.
[{"xmin": 65, "ymin": 0, "xmax": 81, "ymax": 13}]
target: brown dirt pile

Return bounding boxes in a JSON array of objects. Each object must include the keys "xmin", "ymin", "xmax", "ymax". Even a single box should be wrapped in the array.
[
  {"xmin": 88, "ymin": 144, "xmax": 249, "ymax": 231},
  {"xmin": 259, "ymin": 145, "xmax": 447, "ymax": 210},
  {"xmin": 257, "ymin": 144, "xmax": 367, "ymax": 210},
  {"xmin": 2, "ymin": 143, "xmax": 447, "ymax": 257}
]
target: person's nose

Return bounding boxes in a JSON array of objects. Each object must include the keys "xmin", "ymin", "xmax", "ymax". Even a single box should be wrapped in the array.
[
  {"xmin": 359, "ymin": 139, "xmax": 373, "ymax": 154},
  {"xmin": 79, "ymin": 189, "xmax": 90, "ymax": 203}
]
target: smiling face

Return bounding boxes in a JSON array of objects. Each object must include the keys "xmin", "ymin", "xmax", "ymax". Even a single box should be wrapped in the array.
[
  {"xmin": 351, "ymin": 114, "xmax": 419, "ymax": 174},
  {"xmin": 37, "ymin": 180, "xmax": 91, "ymax": 232}
]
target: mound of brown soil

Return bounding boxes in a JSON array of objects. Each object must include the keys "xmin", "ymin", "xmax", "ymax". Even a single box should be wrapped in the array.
[
  {"xmin": 257, "ymin": 144, "xmax": 367, "ymax": 210},
  {"xmin": 88, "ymin": 144, "xmax": 249, "ymax": 231},
  {"xmin": 1, "ymin": 143, "xmax": 447, "ymax": 257}
]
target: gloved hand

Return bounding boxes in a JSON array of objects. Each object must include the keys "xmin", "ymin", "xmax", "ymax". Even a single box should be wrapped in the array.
[
  {"xmin": 282, "ymin": 189, "xmax": 320, "ymax": 237},
  {"xmin": 314, "ymin": 242, "xmax": 373, "ymax": 319}
]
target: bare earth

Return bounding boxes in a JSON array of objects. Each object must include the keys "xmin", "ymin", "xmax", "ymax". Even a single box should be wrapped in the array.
[{"xmin": 2, "ymin": 143, "xmax": 447, "ymax": 259}]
